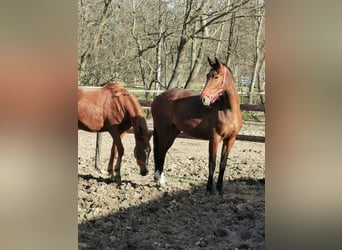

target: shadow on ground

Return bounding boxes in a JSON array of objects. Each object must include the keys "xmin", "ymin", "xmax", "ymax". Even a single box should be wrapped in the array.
[{"xmin": 78, "ymin": 175, "xmax": 264, "ymax": 250}]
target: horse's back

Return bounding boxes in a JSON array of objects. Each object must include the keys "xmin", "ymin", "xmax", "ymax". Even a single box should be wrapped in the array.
[
  {"xmin": 152, "ymin": 88, "xmax": 213, "ymax": 139},
  {"xmin": 151, "ymin": 88, "xmax": 198, "ymax": 120},
  {"xmin": 78, "ymin": 83, "xmax": 129, "ymax": 132}
]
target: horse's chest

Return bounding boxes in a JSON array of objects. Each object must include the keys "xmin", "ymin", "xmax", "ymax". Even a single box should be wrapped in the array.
[{"xmin": 214, "ymin": 112, "xmax": 235, "ymax": 137}]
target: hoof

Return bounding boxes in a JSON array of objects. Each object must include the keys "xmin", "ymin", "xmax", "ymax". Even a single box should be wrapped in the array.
[
  {"xmin": 112, "ymin": 175, "xmax": 121, "ymax": 185},
  {"xmin": 106, "ymin": 169, "xmax": 113, "ymax": 176},
  {"xmin": 140, "ymin": 169, "xmax": 149, "ymax": 176},
  {"xmin": 95, "ymin": 167, "xmax": 103, "ymax": 174},
  {"xmin": 154, "ymin": 170, "xmax": 165, "ymax": 186},
  {"xmin": 206, "ymin": 184, "xmax": 215, "ymax": 195},
  {"xmin": 217, "ymin": 184, "xmax": 224, "ymax": 195},
  {"xmin": 217, "ymin": 189, "xmax": 224, "ymax": 196},
  {"xmin": 206, "ymin": 189, "xmax": 215, "ymax": 195}
]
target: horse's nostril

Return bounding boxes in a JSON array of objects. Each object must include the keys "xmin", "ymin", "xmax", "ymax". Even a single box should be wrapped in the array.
[
  {"xmin": 141, "ymin": 168, "xmax": 148, "ymax": 176},
  {"xmin": 202, "ymin": 96, "xmax": 210, "ymax": 106}
]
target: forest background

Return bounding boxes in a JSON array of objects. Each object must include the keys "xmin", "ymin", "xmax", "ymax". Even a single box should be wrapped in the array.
[{"xmin": 78, "ymin": 0, "xmax": 265, "ymax": 105}]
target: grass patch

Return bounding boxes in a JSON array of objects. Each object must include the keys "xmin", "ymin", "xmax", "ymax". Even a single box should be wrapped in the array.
[{"xmin": 242, "ymin": 111, "xmax": 265, "ymax": 122}]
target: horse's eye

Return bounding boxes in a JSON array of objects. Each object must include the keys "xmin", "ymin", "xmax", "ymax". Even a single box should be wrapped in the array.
[{"xmin": 214, "ymin": 76, "xmax": 219, "ymax": 80}]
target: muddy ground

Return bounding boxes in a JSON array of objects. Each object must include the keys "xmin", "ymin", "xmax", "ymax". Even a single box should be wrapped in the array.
[{"xmin": 78, "ymin": 122, "xmax": 265, "ymax": 249}]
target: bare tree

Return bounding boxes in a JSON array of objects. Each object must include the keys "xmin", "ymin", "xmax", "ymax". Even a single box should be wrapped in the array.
[
  {"xmin": 79, "ymin": 0, "xmax": 113, "ymax": 86},
  {"xmin": 78, "ymin": 0, "xmax": 265, "ymax": 105},
  {"xmin": 248, "ymin": 1, "xmax": 265, "ymax": 104}
]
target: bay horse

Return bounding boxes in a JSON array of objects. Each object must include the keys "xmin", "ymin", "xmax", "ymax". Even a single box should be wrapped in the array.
[
  {"xmin": 78, "ymin": 83, "xmax": 152, "ymax": 183},
  {"xmin": 151, "ymin": 57, "xmax": 242, "ymax": 194}
]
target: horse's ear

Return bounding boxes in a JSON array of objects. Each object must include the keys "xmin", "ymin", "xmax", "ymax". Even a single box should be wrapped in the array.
[
  {"xmin": 208, "ymin": 57, "xmax": 214, "ymax": 67},
  {"xmin": 214, "ymin": 57, "xmax": 221, "ymax": 67}
]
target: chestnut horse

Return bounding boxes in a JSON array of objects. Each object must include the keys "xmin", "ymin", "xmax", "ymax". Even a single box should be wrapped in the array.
[
  {"xmin": 78, "ymin": 83, "xmax": 152, "ymax": 183},
  {"xmin": 151, "ymin": 57, "xmax": 242, "ymax": 194}
]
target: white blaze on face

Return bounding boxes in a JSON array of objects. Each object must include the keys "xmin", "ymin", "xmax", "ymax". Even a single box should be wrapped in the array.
[{"xmin": 154, "ymin": 170, "xmax": 165, "ymax": 186}]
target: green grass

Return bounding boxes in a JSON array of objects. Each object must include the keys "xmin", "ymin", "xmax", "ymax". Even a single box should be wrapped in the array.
[{"xmin": 242, "ymin": 111, "xmax": 265, "ymax": 122}]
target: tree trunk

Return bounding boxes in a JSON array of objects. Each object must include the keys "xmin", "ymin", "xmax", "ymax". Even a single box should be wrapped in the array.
[
  {"xmin": 79, "ymin": 0, "xmax": 112, "ymax": 86},
  {"xmin": 131, "ymin": 0, "xmax": 147, "ymax": 89},
  {"xmin": 215, "ymin": 23, "xmax": 225, "ymax": 57},
  {"xmin": 257, "ymin": 56, "xmax": 265, "ymax": 105},
  {"xmin": 167, "ymin": 38, "xmax": 187, "ymax": 89},
  {"xmin": 166, "ymin": 0, "xmax": 192, "ymax": 89},
  {"xmin": 248, "ymin": 15, "xmax": 264, "ymax": 104},
  {"xmin": 225, "ymin": 12, "xmax": 236, "ymax": 66},
  {"xmin": 156, "ymin": 4, "xmax": 163, "ymax": 88},
  {"xmin": 184, "ymin": 16, "xmax": 208, "ymax": 89}
]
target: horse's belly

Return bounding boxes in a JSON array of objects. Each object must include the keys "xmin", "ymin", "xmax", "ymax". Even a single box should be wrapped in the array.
[
  {"xmin": 78, "ymin": 111, "xmax": 104, "ymax": 132},
  {"xmin": 78, "ymin": 119, "xmax": 103, "ymax": 132},
  {"xmin": 175, "ymin": 119, "xmax": 210, "ymax": 140}
]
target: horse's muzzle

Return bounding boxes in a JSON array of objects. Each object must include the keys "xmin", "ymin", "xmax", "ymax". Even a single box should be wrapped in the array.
[
  {"xmin": 201, "ymin": 96, "xmax": 211, "ymax": 106},
  {"xmin": 140, "ymin": 167, "xmax": 149, "ymax": 176}
]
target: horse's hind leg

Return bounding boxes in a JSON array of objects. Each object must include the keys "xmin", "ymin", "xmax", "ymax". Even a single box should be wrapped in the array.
[
  {"xmin": 153, "ymin": 125, "xmax": 179, "ymax": 186},
  {"xmin": 108, "ymin": 130, "xmax": 124, "ymax": 184},
  {"xmin": 153, "ymin": 129, "xmax": 165, "ymax": 185},
  {"xmin": 107, "ymin": 142, "xmax": 117, "ymax": 174}
]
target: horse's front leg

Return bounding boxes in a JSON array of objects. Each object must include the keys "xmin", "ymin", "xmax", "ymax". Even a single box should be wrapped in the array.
[
  {"xmin": 217, "ymin": 136, "xmax": 237, "ymax": 195},
  {"xmin": 207, "ymin": 138, "xmax": 219, "ymax": 194}
]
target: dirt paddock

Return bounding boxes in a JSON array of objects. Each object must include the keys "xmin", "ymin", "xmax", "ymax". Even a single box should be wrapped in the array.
[{"xmin": 78, "ymin": 123, "xmax": 265, "ymax": 249}]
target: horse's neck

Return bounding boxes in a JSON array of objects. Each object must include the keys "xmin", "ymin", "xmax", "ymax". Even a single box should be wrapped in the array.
[
  {"xmin": 123, "ymin": 96, "xmax": 148, "ymax": 143},
  {"xmin": 131, "ymin": 116, "xmax": 148, "ymax": 140},
  {"xmin": 223, "ymin": 80, "xmax": 240, "ymax": 113}
]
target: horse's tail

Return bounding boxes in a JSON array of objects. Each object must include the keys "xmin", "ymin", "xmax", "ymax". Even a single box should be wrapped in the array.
[{"xmin": 94, "ymin": 132, "xmax": 101, "ymax": 170}]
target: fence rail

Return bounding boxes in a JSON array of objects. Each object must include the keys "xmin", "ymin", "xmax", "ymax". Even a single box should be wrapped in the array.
[
  {"xmin": 81, "ymin": 86, "xmax": 265, "ymax": 96},
  {"xmin": 136, "ymin": 99, "xmax": 265, "ymax": 143},
  {"xmin": 81, "ymin": 87, "xmax": 265, "ymax": 143},
  {"xmin": 127, "ymin": 127, "xmax": 265, "ymax": 143},
  {"xmin": 139, "ymin": 100, "xmax": 265, "ymax": 112}
]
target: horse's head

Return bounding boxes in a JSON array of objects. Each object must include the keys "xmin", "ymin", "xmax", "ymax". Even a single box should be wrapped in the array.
[
  {"xmin": 201, "ymin": 57, "xmax": 228, "ymax": 106},
  {"xmin": 134, "ymin": 145, "xmax": 151, "ymax": 176},
  {"xmin": 134, "ymin": 121, "xmax": 153, "ymax": 176}
]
